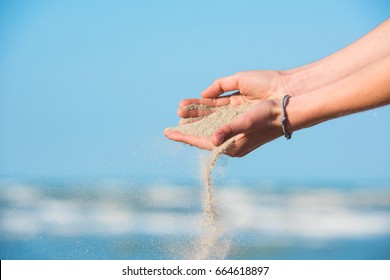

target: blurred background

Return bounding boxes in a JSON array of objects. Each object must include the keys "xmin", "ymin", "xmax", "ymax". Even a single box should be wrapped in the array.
[{"xmin": 0, "ymin": 0, "xmax": 389, "ymax": 259}]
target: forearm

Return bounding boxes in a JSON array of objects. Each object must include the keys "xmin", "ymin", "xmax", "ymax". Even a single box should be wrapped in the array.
[
  {"xmin": 282, "ymin": 18, "xmax": 390, "ymax": 95},
  {"xmin": 287, "ymin": 54, "xmax": 390, "ymax": 132}
]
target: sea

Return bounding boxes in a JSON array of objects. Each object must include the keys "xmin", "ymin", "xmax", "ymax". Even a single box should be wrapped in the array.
[{"xmin": 1, "ymin": 178, "xmax": 389, "ymax": 260}]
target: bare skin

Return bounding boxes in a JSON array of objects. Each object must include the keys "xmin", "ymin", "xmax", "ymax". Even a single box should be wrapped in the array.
[{"xmin": 164, "ymin": 19, "xmax": 390, "ymax": 157}]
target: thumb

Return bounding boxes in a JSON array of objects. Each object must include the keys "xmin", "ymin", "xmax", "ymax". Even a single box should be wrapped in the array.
[{"xmin": 212, "ymin": 114, "xmax": 253, "ymax": 146}]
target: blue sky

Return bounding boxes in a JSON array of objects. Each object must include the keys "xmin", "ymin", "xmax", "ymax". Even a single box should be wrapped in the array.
[{"xmin": 0, "ymin": 0, "xmax": 389, "ymax": 183}]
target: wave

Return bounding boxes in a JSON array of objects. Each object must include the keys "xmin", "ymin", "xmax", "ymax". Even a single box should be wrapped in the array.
[{"xmin": 1, "ymin": 179, "xmax": 390, "ymax": 240}]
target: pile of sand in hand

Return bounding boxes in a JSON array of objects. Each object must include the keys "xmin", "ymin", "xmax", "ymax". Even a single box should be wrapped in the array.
[{"xmin": 167, "ymin": 102, "xmax": 253, "ymax": 259}]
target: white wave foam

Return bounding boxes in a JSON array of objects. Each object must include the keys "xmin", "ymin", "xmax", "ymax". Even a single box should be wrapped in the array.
[{"xmin": 1, "ymin": 182, "xmax": 390, "ymax": 240}]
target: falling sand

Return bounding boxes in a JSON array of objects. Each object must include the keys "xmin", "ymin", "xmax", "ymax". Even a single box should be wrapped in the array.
[{"xmin": 167, "ymin": 102, "xmax": 253, "ymax": 259}]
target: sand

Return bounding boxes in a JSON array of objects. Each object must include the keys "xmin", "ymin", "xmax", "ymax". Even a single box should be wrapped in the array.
[{"xmin": 167, "ymin": 102, "xmax": 253, "ymax": 259}]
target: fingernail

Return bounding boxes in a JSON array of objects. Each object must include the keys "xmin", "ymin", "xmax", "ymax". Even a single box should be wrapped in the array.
[{"xmin": 216, "ymin": 133, "xmax": 225, "ymax": 145}]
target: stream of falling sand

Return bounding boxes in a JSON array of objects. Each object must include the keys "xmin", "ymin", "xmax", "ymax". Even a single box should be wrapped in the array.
[
  {"xmin": 193, "ymin": 139, "xmax": 234, "ymax": 260},
  {"xmin": 166, "ymin": 103, "xmax": 253, "ymax": 259}
]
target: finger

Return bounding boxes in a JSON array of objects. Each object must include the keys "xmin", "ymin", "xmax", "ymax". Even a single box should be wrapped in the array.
[
  {"xmin": 179, "ymin": 97, "xmax": 231, "ymax": 107},
  {"xmin": 164, "ymin": 129, "xmax": 214, "ymax": 150},
  {"xmin": 226, "ymin": 137, "xmax": 263, "ymax": 158},
  {"xmin": 179, "ymin": 98, "xmax": 202, "ymax": 107},
  {"xmin": 212, "ymin": 113, "xmax": 255, "ymax": 146},
  {"xmin": 179, "ymin": 116, "xmax": 204, "ymax": 125},
  {"xmin": 177, "ymin": 105, "xmax": 214, "ymax": 118},
  {"xmin": 201, "ymin": 74, "xmax": 240, "ymax": 98},
  {"xmin": 224, "ymin": 122, "xmax": 282, "ymax": 157},
  {"xmin": 177, "ymin": 97, "xmax": 231, "ymax": 118}
]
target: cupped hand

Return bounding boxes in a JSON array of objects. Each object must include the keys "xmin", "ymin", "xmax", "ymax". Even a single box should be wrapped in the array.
[
  {"xmin": 165, "ymin": 99, "xmax": 283, "ymax": 157},
  {"xmin": 177, "ymin": 70, "xmax": 289, "ymax": 119},
  {"xmin": 165, "ymin": 70, "xmax": 291, "ymax": 156}
]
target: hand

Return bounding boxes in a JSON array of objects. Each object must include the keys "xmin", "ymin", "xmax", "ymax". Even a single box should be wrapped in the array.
[
  {"xmin": 165, "ymin": 19, "xmax": 390, "ymax": 157},
  {"xmin": 165, "ymin": 70, "xmax": 290, "ymax": 156},
  {"xmin": 212, "ymin": 99, "xmax": 283, "ymax": 157},
  {"xmin": 176, "ymin": 70, "xmax": 289, "ymax": 119}
]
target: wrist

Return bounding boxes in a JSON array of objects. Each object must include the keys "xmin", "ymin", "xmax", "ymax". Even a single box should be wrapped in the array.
[
  {"xmin": 279, "ymin": 66, "xmax": 319, "ymax": 96},
  {"xmin": 268, "ymin": 98, "xmax": 293, "ymax": 138},
  {"xmin": 285, "ymin": 91, "xmax": 330, "ymax": 133},
  {"xmin": 280, "ymin": 95, "xmax": 293, "ymax": 139},
  {"xmin": 269, "ymin": 94, "xmax": 315, "ymax": 137},
  {"xmin": 279, "ymin": 66, "xmax": 310, "ymax": 96}
]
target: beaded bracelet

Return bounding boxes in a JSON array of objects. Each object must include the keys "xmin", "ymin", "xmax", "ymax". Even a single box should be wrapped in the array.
[{"xmin": 280, "ymin": 95, "xmax": 292, "ymax": 139}]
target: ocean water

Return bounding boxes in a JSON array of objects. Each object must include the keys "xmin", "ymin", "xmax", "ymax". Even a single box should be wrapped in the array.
[{"xmin": 1, "ymin": 179, "xmax": 390, "ymax": 260}]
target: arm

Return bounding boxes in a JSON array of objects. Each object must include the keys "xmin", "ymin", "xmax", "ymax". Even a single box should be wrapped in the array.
[
  {"xmin": 213, "ymin": 54, "xmax": 390, "ymax": 157},
  {"xmin": 165, "ymin": 54, "xmax": 390, "ymax": 157},
  {"xmin": 288, "ymin": 54, "xmax": 390, "ymax": 133},
  {"xmin": 282, "ymin": 18, "xmax": 390, "ymax": 95},
  {"xmin": 199, "ymin": 18, "xmax": 390, "ymax": 102},
  {"xmin": 165, "ymin": 19, "xmax": 390, "ymax": 156}
]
